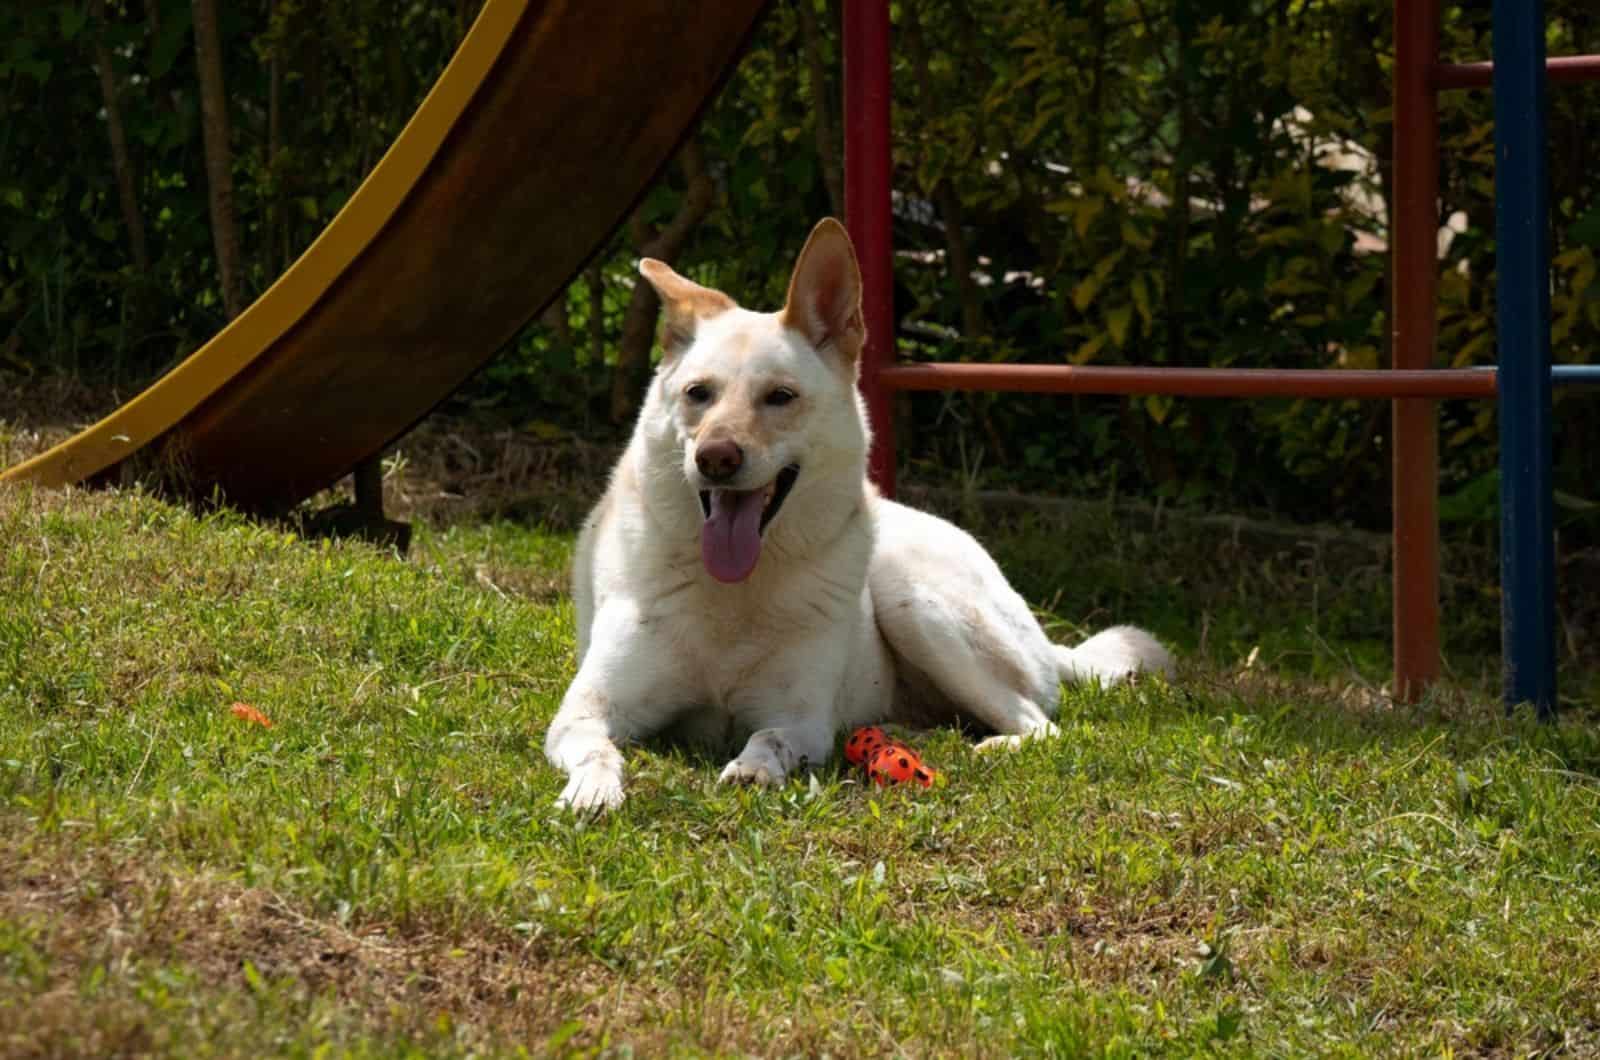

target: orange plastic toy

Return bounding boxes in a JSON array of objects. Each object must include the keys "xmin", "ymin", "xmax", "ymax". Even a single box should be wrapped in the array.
[
  {"xmin": 844, "ymin": 725, "xmax": 892, "ymax": 765},
  {"xmin": 866, "ymin": 744, "xmax": 938, "ymax": 788},
  {"xmin": 229, "ymin": 702, "xmax": 274, "ymax": 728},
  {"xmin": 844, "ymin": 726, "xmax": 938, "ymax": 788}
]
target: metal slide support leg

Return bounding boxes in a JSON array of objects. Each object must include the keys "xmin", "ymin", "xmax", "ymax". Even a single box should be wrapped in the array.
[
  {"xmin": 1493, "ymin": 0, "xmax": 1557, "ymax": 718},
  {"xmin": 353, "ymin": 454, "xmax": 384, "ymax": 520},
  {"xmin": 843, "ymin": 0, "xmax": 896, "ymax": 498},
  {"xmin": 303, "ymin": 451, "xmax": 409, "ymax": 553},
  {"xmin": 1391, "ymin": 0, "xmax": 1442, "ymax": 702}
]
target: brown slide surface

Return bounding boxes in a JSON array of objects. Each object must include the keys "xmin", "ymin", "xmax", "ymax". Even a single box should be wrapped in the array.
[{"xmin": 2, "ymin": 0, "xmax": 766, "ymax": 512}]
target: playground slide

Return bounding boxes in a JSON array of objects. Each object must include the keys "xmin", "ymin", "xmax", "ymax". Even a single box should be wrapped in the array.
[{"xmin": 1, "ymin": 0, "xmax": 767, "ymax": 512}]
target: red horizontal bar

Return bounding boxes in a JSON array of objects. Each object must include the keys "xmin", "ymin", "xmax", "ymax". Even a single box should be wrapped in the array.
[
  {"xmin": 879, "ymin": 363, "xmax": 1501, "ymax": 399},
  {"xmin": 1435, "ymin": 54, "xmax": 1600, "ymax": 90}
]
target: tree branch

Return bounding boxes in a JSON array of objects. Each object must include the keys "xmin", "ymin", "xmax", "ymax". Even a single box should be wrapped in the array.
[
  {"xmin": 905, "ymin": 0, "xmax": 984, "ymax": 342},
  {"xmin": 192, "ymin": 0, "xmax": 244, "ymax": 319},
  {"xmin": 610, "ymin": 138, "xmax": 716, "ymax": 425},
  {"xmin": 90, "ymin": 0, "xmax": 150, "ymax": 274},
  {"xmin": 798, "ymin": 0, "xmax": 844, "ymax": 218}
]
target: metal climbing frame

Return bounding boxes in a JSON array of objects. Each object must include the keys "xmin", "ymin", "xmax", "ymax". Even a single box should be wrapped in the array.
[{"xmin": 842, "ymin": 0, "xmax": 1600, "ymax": 715}]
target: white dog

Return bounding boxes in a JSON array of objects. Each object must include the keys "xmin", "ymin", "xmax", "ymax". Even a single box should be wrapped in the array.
[{"xmin": 546, "ymin": 219, "xmax": 1172, "ymax": 812}]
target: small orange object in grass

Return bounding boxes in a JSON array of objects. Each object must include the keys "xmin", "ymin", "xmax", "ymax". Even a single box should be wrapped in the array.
[
  {"xmin": 229, "ymin": 702, "xmax": 274, "ymax": 728},
  {"xmin": 844, "ymin": 725, "xmax": 892, "ymax": 765},
  {"xmin": 844, "ymin": 726, "xmax": 938, "ymax": 788},
  {"xmin": 866, "ymin": 743, "xmax": 937, "ymax": 788}
]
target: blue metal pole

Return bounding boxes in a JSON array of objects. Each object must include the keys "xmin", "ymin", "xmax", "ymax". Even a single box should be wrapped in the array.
[
  {"xmin": 1494, "ymin": 0, "xmax": 1557, "ymax": 718},
  {"xmin": 1552, "ymin": 365, "xmax": 1600, "ymax": 387}
]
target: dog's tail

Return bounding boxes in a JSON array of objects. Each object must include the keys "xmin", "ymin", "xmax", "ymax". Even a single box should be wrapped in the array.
[{"xmin": 1054, "ymin": 625, "xmax": 1174, "ymax": 686}]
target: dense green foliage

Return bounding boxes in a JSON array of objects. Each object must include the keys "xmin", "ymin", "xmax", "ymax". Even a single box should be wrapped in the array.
[
  {"xmin": 3, "ymin": 1, "xmax": 1600, "ymax": 532},
  {"xmin": 1, "ymin": 0, "xmax": 473, "ymax": 374}
]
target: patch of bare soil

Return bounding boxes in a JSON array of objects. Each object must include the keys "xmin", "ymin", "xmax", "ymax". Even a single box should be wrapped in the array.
[
  {"xmin": 0, "ymin": 371, "xmax": 129, "ymax": 469},
  {"xmin": 374, "ymin": 416, "xmax": 618, "ymax": 528},
  {"xmin": 0, "ymin": 369, "xmax": 617, "ymax": 529}
]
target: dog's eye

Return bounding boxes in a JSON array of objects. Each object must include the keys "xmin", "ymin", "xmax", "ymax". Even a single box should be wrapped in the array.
[
  {"xmin": 684, "ymin": 382, "xmax": 713, "ymax": 404},
  {"xmin": 765, "ymin": 388, "xmax": 797, "ymax": 407}
]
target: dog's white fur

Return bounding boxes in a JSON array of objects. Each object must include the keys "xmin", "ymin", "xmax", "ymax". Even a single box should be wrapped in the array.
[{"xmin": 546, "ymin": 219, "xmax": 1173, "ymax": 812}]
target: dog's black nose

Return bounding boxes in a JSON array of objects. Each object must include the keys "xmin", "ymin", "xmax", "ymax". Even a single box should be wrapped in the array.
[{"xmin": 696, "ymin": 439, "xmax": 744, "ymax": 482}]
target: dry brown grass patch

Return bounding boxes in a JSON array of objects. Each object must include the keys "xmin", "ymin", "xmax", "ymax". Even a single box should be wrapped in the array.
[{"xmin": 0, "ymin": 833, "xmax": 773, "ymax": 1057}]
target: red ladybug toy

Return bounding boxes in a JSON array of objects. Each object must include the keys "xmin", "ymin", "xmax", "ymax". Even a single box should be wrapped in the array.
[
  {"xmin": 866, "ymin": 744, "xmax": 938, "ymax": 788},
  {"xmin": 844, "ymin": 725, "xmax": 892, "ymax": 766},
  {"xmin": 843, "ymin": 726, "xmax": 938, "ymax": 788}
]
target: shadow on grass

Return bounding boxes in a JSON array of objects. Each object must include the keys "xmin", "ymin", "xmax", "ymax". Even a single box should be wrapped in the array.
[{"xmin": 1112, "ymin": 658, "xmax": 1600, "ymax": 784}]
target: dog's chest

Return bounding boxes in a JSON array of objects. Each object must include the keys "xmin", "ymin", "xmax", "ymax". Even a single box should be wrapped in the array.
[{"xmin": 649, "ymin": 574, "xmax": 858, "ymax": 707}]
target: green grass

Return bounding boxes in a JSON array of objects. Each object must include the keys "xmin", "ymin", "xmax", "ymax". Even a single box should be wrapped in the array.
[{"xmin": 4, "ymin": 483, "xmax": 1600, "ymax": 1057}]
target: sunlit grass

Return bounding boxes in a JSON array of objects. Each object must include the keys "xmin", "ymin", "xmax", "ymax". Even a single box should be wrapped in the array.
[{"xmin": 3, "ymin": 483, "xmax": 1598, "ymax": 1056}]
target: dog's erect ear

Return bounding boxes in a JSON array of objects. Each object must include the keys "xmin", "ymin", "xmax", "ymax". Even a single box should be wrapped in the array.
[
  {"xmin": 781, "ymin": 218, "xmax": 865, "ymax": 366},
  {"xmin": 638, "ymin": 258, "xmax": 734, "ymax": 361}
]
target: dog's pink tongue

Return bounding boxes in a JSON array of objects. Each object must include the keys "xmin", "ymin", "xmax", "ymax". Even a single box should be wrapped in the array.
[{"xmin": 701, "ymin": 489, "xmax": 765, "ymax": 583}]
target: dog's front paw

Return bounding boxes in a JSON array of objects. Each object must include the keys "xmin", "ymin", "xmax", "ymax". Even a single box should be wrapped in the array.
[
  {"xmin": 718, "ymin": 753, "xmax": 786, "ymax": 788},
  {"xmin": 556, "ymin": 762, "xmax": 625, "ymax": 815},
  {"xmin": 975, "ymin": 722, "xmax": 1061, "ymax": 754}
]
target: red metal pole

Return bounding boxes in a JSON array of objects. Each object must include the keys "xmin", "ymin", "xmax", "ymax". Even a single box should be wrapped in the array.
[
  {"xmin": 843, "ymin": 0, "xmax": 896, "ymax": 497},
  {"xmin": 1435, "ymin": 54, "xmax": 1600, "ymax": 90},
  {"xmin": 878, "ymin": 363, "xmax": 1499, "ymax": 400},
  {"xmin": 1393, "ymin": 0, "xmax": 1442, "ymax": 702}
]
